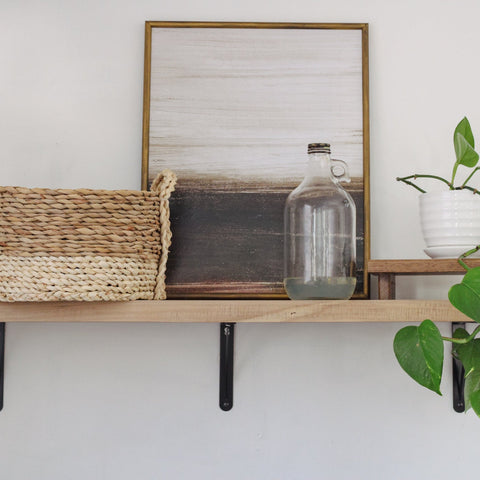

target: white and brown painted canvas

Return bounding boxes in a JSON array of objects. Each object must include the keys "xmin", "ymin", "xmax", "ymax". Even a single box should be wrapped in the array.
[{"xmin": 142, "ymin": 22, "xmax": 370, "ymax": 298}]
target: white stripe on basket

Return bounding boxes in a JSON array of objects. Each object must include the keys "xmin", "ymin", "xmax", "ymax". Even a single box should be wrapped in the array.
[{"xmin": 0, "ymin": 255, "xmax": 159, "ymax": 302}]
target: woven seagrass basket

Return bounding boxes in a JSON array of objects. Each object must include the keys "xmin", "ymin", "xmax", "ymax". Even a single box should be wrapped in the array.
[{"xmin": 0, "ymin": 170, "xmax": 176, "ymax": 301}]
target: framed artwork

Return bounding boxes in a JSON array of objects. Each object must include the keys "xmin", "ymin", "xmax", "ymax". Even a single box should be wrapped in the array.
[{"xmin": 142, "ymin": 21, "xmax": 370, "ymax": 298}]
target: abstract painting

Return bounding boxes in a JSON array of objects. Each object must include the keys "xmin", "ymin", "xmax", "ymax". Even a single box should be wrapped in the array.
[{"xmin": 142, "ymin": 22, "xmax": 370, "ymax": 298}]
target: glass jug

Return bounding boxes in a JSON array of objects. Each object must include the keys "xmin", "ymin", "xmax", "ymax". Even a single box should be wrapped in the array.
[{"xmin": 284, "ymin": 143, "xmax": 356, "ymax": 300}]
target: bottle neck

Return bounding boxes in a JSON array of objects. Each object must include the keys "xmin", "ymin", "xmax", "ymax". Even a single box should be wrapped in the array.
[{"xmin": 305, "ymin": 152, "xmax": 332, "ymax": 180}]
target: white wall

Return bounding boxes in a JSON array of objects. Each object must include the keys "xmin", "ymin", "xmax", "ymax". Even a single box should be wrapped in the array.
[{"xmin": 1, "ymin": 1, "xmax": 479, "ymax": 478}]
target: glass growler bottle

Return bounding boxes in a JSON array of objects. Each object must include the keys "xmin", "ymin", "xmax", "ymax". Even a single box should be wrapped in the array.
[{"xmin": 284, "ymin": 143, "xmax": 356, "ymax": 300}]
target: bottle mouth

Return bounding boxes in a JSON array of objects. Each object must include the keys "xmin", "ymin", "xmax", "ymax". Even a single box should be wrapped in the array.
[{"xmin": 308, "ymin": 143, "xmax": 330, "ymax": 154}]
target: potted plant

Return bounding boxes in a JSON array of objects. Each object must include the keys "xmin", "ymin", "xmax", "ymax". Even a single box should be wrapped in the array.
[
  {"xmin": 395, "ymin": 117, "xmax": 480, "ymax": 417},
  {"xmin": 397, "ymin": 117, "xmax": 480, "ymax": 258}
]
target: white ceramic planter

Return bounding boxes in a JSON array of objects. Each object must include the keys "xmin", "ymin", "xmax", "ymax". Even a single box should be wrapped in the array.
[{"xmin": 419, "ymin": 190, "xmax": 480, "ymax": 258}]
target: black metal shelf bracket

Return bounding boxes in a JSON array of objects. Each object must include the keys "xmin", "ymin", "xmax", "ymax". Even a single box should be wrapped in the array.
[
  {"xmin": 452, "ymin": 322, "xmax": 465, "ymax": 413},
  {"xmin": 0, "ymin": 323, "xmax": 4, "ymax": 411},
  {"xmin": 219, "ymin": 323, "xmax": 235, "ymax": 411}
]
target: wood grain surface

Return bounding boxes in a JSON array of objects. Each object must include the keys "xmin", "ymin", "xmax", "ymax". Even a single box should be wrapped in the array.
[
  {"xmin": 0, "ymin": 299, "xmax": 468, "ymax": 323},
  {"xmin": 368, "ymin": 258, "xmax": 480, "ymax": 274}
]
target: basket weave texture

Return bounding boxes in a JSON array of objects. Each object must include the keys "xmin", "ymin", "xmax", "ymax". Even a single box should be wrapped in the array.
[{"xmin": 0, "ymin": 170, "xmax": 176, "ymax": 301}]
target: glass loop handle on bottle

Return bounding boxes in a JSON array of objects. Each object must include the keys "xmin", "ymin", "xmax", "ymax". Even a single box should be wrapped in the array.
[{"xmin": 331, "ymin": 159, "xmax": 351, "ymax": 183}]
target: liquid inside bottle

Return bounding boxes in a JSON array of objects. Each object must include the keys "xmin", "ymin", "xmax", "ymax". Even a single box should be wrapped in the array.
[
  {"xmin": 284, "ymin": 276, "xmax": 356, "ymax": 300},
  {"xmin": 284, "ymin": 143, "xmax": 356, "ymax": 300}
]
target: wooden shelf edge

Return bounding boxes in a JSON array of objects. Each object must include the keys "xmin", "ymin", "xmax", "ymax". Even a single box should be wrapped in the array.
[
  {"xmin": 368, "ymin": 258, "xmax": 480, "ymax": 274},
  {"xmin": 0, "ymin": 299, "xmax": 469, "ymax": 323}
]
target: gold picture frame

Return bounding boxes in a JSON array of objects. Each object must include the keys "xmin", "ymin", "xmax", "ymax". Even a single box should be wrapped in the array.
[{"xmin": 142, "ymin": 21, "xmax": 370, "ymax": 298}]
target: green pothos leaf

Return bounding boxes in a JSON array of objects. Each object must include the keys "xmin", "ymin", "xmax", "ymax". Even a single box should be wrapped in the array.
[
  {"xmin": 448, "ymin": 267, "xmax": 480, "ymax": 323},
  {"xmin": 454, "ymin": 117, "xmax": 475, "ymax": 149},
  {"xmin": 394, "ymin": 320, "xmax": 443, "ymax": 395},
  {"xmin": 470, "ymin": 390, "xmax": 480, "ymax": 417}
]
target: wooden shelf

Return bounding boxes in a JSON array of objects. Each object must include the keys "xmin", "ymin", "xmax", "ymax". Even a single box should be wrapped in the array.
[{"xmin": 0, "ymin": 299, "xmax": 468, "ymax": 323}]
